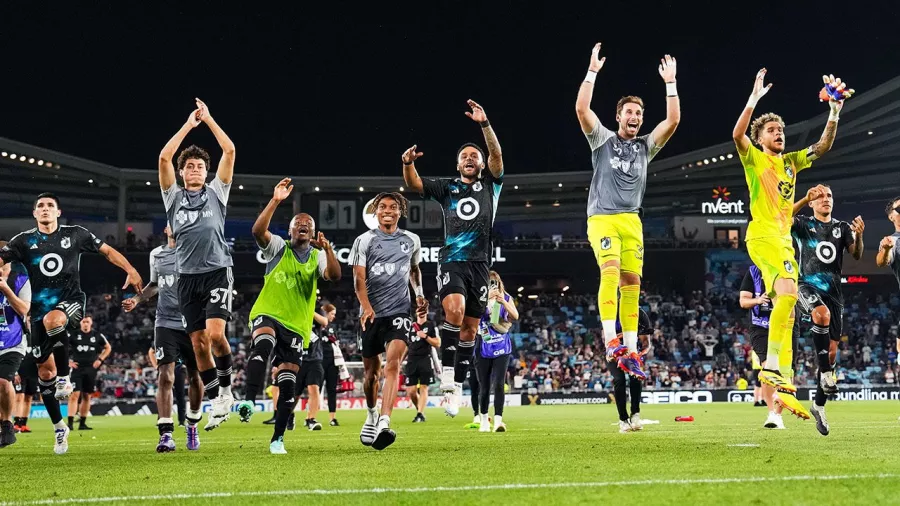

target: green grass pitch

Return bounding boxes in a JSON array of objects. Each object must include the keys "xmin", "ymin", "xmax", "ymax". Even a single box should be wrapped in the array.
[{"xmin": 2, "ymin": 402, "xmax": 900, "ymax": 505}]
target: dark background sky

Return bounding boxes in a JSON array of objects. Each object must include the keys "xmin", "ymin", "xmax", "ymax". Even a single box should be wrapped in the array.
[{"xmin": 2, "ymin": 2, "xmax": 898, "ymax": 177}]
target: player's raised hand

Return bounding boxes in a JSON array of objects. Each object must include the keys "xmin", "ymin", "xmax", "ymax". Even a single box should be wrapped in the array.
[
  {"xmin": 465, "ymin": 99, "xmax": 488, "ymax": 124},
  {"xmin": 851, "ymin": 216, "xmax": 865, "ymax": 235},
  {"xmin": 401, "ymin": 145, "xmax": 424, "ymax": 164},
  {"xmin": 272, "ymin": 178, "xmax": 294, "ymax": 202},
  {"xmin": 186, "ymin": 108, "xmax": 202, "ymax": 128},
  {"xmin": 880, "ymin": 236, "xmax": 894, "ymax": 251},
  {"xmin": 588, "ymin": 42, "xmax": 605, "ymax": 72},
  {"xmin": 749, "ymin": 68, "xmax": 773, "ymax": 101},
  {"xmin": 806, "ymin": 184, "xmax": 828, "ymax": 202},
  {"xmin": 658, "ymin": 54, "xmax": 677, "ymax": 82},
  {"xmin": 360, "ymin": 303, "xmax": 376, "ymax": 331},
  {"xmin": 819, "ymin": 75, "xmax": 855, "ymax": 102},
  {"xmin": 124, "ymin": 270, "xmax": 144, "ymax": 295},
  {"xmin": 121, "ymin": 297, "xmax": 138, "ymax": 313},
  {"xmin": 416, "ymin": 296, "xmax": 428, "ymax": 318},
  {"xmin": 195, "ymin": 98, "xmax": 210, "ymax": 122},
  {"xmin": 311, "ymin": 232, "xmax": 332, "ymax": 251}
]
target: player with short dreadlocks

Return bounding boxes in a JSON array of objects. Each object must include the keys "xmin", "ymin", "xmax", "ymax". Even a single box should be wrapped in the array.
[{"xmin": 350, "ymin": 192, "xmax": 425, "ymax": 450}]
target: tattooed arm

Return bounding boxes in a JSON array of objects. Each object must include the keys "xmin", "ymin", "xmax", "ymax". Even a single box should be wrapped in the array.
[
  {"xmin": 807, "ymin": 117, "xmax": 839, "ymax": 161},
  {"xmin": 466, "ymin": 99, "xmax": 503, "ymax": 178}
]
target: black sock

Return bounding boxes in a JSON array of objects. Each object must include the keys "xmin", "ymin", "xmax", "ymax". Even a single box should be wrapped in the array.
[
  {"xmin": 455, "ymin": 340, "xmax": 475, "ymax": 384},
  {"xmin": 815, "ymin": 372, "xmax": 828, "ymax": 407},
  {"xmin": 39, "ymin": 378, "xmax": 63, "ymax": 424},
  {"xmin": 21, "ymin": 416, "xmax": 28, "ymax": 426},
  {"xmin": 245, "ymin": 335, "xmax": 275, "ymax": 401},
  {"xmin": 811, "ymin": 324, "xmax": 831, "ymax": 372},
  {"xmin": 440, "ymin": 323, "xmax": 460, "ymax": 369},
  {"xmin": 14, "ymin": 416, "xmax": 21, "ymax": 425},
  {"xmin": 68, "ymin": 415, "xmax": 74, "ymax": 427},
  {"xmin": 49, "ymin": 327, "xmax": 70, "ymax": 377},
  {"xmin": 157, "ymin": 420, "xmax": 175, "ymax": 436},
  {"xmin": 272, "ymin": 371, "xmax": 297, "ymax": 442},
  {"xmin": 215, "ymin": 353, "xmax": 234, "ymax": 389},
  {"xmin": 200, "ymin": 368, "xmax": 219, "ymax": 400},
  {"xmin": 612, "ymin": 367, "xmax": 629, "ymax": 421},
  {"xmin": 79, "ymin": 417, "xmax": 88, "ymax": 427}
]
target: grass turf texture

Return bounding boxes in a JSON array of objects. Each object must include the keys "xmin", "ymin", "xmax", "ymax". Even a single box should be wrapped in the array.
[{"xmin": 2, "ymin": 402, "xmax": 900, "ymax": 505}]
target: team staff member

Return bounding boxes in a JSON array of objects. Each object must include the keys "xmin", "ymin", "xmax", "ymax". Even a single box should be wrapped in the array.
[
  {"xmin": 67, "ymin": 315, "xmax": 110, "ymax": 431},
  {"xmin": 0, "ymin": 246, "xmax": 31, "ymax": 447},
  {"xmin": 317, "ymin": 304, "xmax": 342, "ymax": 426},
  {"xmin": 405, "ymin": 311, "xmax": 440, "ymax": 423}
]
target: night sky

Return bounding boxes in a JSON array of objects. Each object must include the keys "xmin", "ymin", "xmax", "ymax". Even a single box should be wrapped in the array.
[{"xmin": 3, "ymin": 3, "xmax": 898, "ymax": 177}]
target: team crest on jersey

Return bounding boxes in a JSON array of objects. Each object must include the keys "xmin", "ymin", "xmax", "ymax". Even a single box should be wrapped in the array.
[
  {"xmin": 472, "ymin": 182, "xmax": 483, "ymax": 192},
  {"xmin": 785, "ymin": 165, "xmax": 794, "ymax": 179},
  {"xmin": 400, "ymin": 242, "xmax": 410, "ymax": 254},
  {"xmin": 777, "ymin": 181, "xmax": 794, "ymax": 200},
  {"xmin": 253, "ymin": 316, "xmax": 263, "ymax": 327},
  {"xmin": 832, "ymin": 227, "xmax": 842, "ymax": 239},
  {"xmin": 600, "ymin": 237, "xmax": 611, "ymax": 250},
  {"xmin": 784, "ymin": 261, "xmax": 794, "ymax": 274},
  {"xmin": 181, "ymin": 197, "xmax": 188, "ymax": 207},
  {"xmin": 60, "ymin": 237, "xmax": 71, "ymax": 249},
  {"xmin": 385, "ymin": 263, "xmax": 396, "ymax": 276}
]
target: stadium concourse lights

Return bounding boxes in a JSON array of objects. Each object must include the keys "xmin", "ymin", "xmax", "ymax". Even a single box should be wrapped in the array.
[
  {"xmin": 145, "ymin": 181, "xmax": 151, "ymax": 186},
  {"xmin": 514, "ymin": 185, "xmax": 519, "ymax": 189},
  {"xmin": 314, "ymin": 186, "xmax": 320, "ymax": 191},
  {"xmin": 562, "ymin": 286, "xmax": 570, "ymax": 292},
  {"xmin": 238, "ymin": 185, "xmax": 244, "ymax": 190},
  {"xmin": 517, "ymin": 286, "xmax": 524, "ymax": 292}
]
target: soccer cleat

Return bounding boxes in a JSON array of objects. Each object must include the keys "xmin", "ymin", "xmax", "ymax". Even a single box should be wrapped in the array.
[
  {"xmin": 269, "ymin": 437, "xmax": 287, "ymax": 455},
  {"xmin": 54, "ymin": 425, "xmax": 70, "ymax": 455},
  {"xmin": 0, "ymin": 421, "xmax": 17, "ymax": 448},
  {"xmin": 605, "ymin": 337, "xmax": 628, "ymax": 362},
  {"xmin": 329, "ymin": 419, "xmax": 340, "ymax": 427},
  {"xmin": 237, "ymin": 401, "xmax": 254, "ymax": 423},
  {"xmin": 810, "ymin": 404, "xmax": 830, "ymax": 436},
  {"xmin": 618, "ymin": 420, "xmax": 633, "ymax": 434},
  {"xmin": 759, "ymin": 370, "xmax": 797, "ymax": 394},
  {"xmin": 820, "ymin": 372, "xmax": 838, "ymax": 396},
  {"xmin": 617, "ymin": 352, "xmax": 647, "ymax": 380},
  {"xmin": 186, "ymin": 424, "xmax": 200, "ymax": 451},
  {"xmin": 204, "ymin": 412, "xmax": 228, "ymax": 432},
  {"xmin": 55, "ymin": 377, "xmax": 73, "ymax": 400},
  {"xmin": 372, "ymin": 427, "xmax": 396, "ymax": 451},
  {"xmin": 360, "ymin": 418, "xmax": 377, "ymax": 446},
  {"xmin": 308, "ymin": 419, "xmax": 322, "ymax": 431},
  {"xmin": 774, "ymin": 392, "xmax": 811, "ymax": 420},
  {"xmin": 629, "ymin": 413, "xmax": 643, "ymax": 431},
  {"xmin": 263, "ymin": 413, "xmax": 277, "ymax": 425},
  {"xmin": 17, "ymin": 424, "xmax": 31, "ymax": 434},
  {"xmin": 412, "ymin": 413, "xmax": 426, "ymax": 423},
  {"xmin": 156, "ymin": 433, "xmax": 176, "ymax": 453},
  {"xmin": 211, "ymin": 393, "xmax": 234, "ymax": 418},
  {"xmin": 764, "ymin": 412, "xmax": 785, "ymax": 429},
  {"xmin": 78, "ymin": 423, "xmax": 93, "ymax": 431},
  {"xmin": 444, "ymin": 383, "xmax": 462, "ymax": 418},
  {"xmin": 479, "ymin": 415, "xmax": 491, "ymax": 433},
  {"xmin": 494, "ymin": 422, "xmax": 507, "ymax": 432}
]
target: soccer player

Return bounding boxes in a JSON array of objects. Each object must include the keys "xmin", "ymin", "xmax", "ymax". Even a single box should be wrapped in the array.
[
  {"xmin": 732, "ymin": 70, "xmax": 851, "ymax": 420},
  {"xmin": 791, "ymin": 184, "xmax": 864, "ymax": 436},
  {"xmin": 237, "ymin": 178, "xmax": 340, "ymax": 454},
  {"xmin": 148, "ymin": 348, "xmax": 188, "ymax": 427},
  {"xmin": 575, "ymin": 43, "xmax": 680, "ymax": 379},
  {"xmin": 0, "ymin": 194, "xmax": 142, "ymax": 454},
  {"xmin": 475, "ymin": 271, "xmax": 518, "ymax": 433},
  {"xmin": 402, "ymin": 99, "xmax": 503, "ymax": 417},
  {"xmin": 405, "ymin": 310, "xmax": 440, "ymax": 423},
  {"xmin": 875, "ymin": 196, "xmax": 900, "ymax": 416},
  {"xmin": 318, "ymin": 304, "xmax": 342, "ymax": 426},
  {"xmin": 0, "ymin": 246, "xmax": 31, "ymax": 447},
  {"xmin": 66, "ymin": 315, "xmax": 110, "ymax": 431},
  {"xmin": 611, "ymin": 307, "xmax": 651, "ymax": 433},
  {"xmin": 159, "ymin": 98, "xmax": 237, "ymax": 430},
  {"xmin": 350, "ymin": 192, "xmax": 424, "ymax": 450},
  {"xmin": 739, "ymin": 265, "xmax": 784, "ymax": 428},
  {"xmin": 124, "ymin": 225, "xmax": 204, "ymax": 452}
]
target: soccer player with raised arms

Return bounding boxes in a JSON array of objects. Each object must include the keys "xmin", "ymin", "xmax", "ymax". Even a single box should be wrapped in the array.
[
  {"xmin": 732, "ymin": 70, "xmax": 853, "ymax": 420},
  {"xmin": 575, "ymin": 42, "xmax": 680, "ymax": 378}
]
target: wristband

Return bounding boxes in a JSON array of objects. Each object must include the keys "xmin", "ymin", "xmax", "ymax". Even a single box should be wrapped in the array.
[
  {"xmin": 665, "ymin": 81, "xmax": 677, "ymax": 97},
  {"xmin": 584, "ymin": 70, "xmax": 597, "ymax": 84},
  {"xmin": 479, "ymin": 120, "xmax": 490, "ymax": 128},
  {"xmin": 745, "ymin": 96, "xmax": 760, "ymax": 109},
  {"xmin": 828, "ymin": 108, "xmax": 840, "ymax": 122},
  {"xmin": 402, "ymin": 159, "xmax": 413, "ymax": 166},
  {"xmin": 414, "ymin": 286, "xmax": 424, "ymax": 298}
]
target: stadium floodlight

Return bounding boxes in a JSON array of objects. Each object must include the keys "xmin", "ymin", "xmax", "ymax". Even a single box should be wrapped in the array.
[
  {"xmin": 527, "ymin": 295, "xmax": 538, "ymax": 300},
  {"xmin": 563, "ymin": 286, "xmax": 570, "ymax": 292},
  {"xmin": 314, "ymin": 186, "xmax": 320, "ymax": 191},
  {"xmin": 37, "ymin": 160, "xmax": 44, "ymax": 166},
  {"xmin": 145, "ymin": 181, "xmax": 151, "ymax": 186},
  {"xmin": 726, "ymin": 153, "xmax": 734, "ymax": 159},
  {"xmin": 514, "ymin": 185, "xmax": 518, "ymax": 189},
  {"xmin": 0, "ymin": 152, "xmax": 6, "ymax": 157},
  {"xmin": 517, "ymin": 286, "xmax": 524, "ymax": 292},
  {"xmin": 28, "ymin": 158, "xmax": 34, "ymax": 163},
  {"xmin": 525, "ymin": 201, "xmax": 531, "ymax": 208},
  {"xmin": 868, "ymin": 131, "xmax": 874, "ymax": 135},
  {"xmin": 710, "ymin": 158, "xmax": 717, "ymax": 163},
  {"xmin": 88, "ymin": 179, "xmax": 93, "ymax": 183},
  {"xmin": 238, "ymin": 185, "xmax": 244, "ymax": 190},
  {"xmin": 18, "ymin": 155, "xmax": 25, "ymax": 161},
  {"xmin": 558, "ymin": 183, "xmax": 563, "ymax": 187},
  {"xmin": 359, "ymin": 186, "xmax": 364, "ymax": 192},
  {"xmin": 719, "ymin": 155, "xmax": 725, "ymax": 160},
  {"xmin": 399, "ymin": 186, "xmax": 404, "ymax": 191}
]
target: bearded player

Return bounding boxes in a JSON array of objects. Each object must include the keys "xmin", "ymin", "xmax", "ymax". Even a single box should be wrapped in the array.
[
  {"xmin": 732, "ymin": 70, "xmax": 853, "ymax": 420},
  {"xmin": 575, "ymin": 43, "xmax": 680, "ymax": 378},
  {"xmin": 791, "ymin": 184, "xmax": 863, "ymax": 435},
  {"xmin": 402, "ymin": 100, "xmax": 503, "ymax": 417}
]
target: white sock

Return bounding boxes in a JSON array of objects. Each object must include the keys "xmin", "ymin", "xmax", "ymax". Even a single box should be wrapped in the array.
[
  {"xmin": 442, "ymin": 367, "xmax": 454, "ymax": 381},
  {"xmin": 764, "ymin": 355, "xmax": 779, "ymax": 371},
  {"xmin": 623, "ymin": 331, "xmax": 637, "ymax": 351},
  {"xmin": 494, "ymin": 415, "xmax": 503, "ymax": 426},
  {"xmin": 187, "ymin": 409, "xmax": 202, "ymax": 423},
  {"xmin": 378, "ymin": 415, "xmax": 390, "ymax": 429},
  {"xmin": 219, "ymin": 385, "xmax": 232, "ymax": 397},
  {"xmin": 157, "ymin": 417, "xmax": 174, "ymax": 425},
  {"xmin": 601, "ymin": 321, "xmax": 617, "ymax": 345},
  {"xmin": 480, "ymin": 413, "xmax": 489, "ymax": 426},
  {"xmin": 367, "ymin": 408, "xmax": 378, "ymax": 423},
  {"xmin": 53, "ymin": 421, "xmax": 67, "ymax": 430}
]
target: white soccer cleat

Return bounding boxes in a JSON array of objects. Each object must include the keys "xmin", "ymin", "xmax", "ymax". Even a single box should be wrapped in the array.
[
  {"xmin": 618, "ymin": 420, "xmax": 633, "ymax": 434},
  {"xmin": 444, "ymin": 383, "xmax": 461, "ymax": 418},
  {"xmin": 360, "ymin": 415, "xmax": 377, "ymax": 446},
  {"xmin": 55, "ymin": 377, "xmax": 73, "ymax": 401},
  {"xmin": 212, "ymin": 393, "xmax": 234, "ymax": 418},
  {"xmin": 629, "ymin": 413, "xmax": 643, "ymax": 431},
  {"xmin": 763, "ymin": 412, "xmax": 785, "ymax": 429},
  {"xmin": 54, "ymin": 425, "xmax": 70, "ymax": 455},
  {"xmin": 479, "ymin": 414, "xmax": 491, "ymax": 433},
  {"xmin": 810, "ymin": 403, "xmax": 830, "ymax": 436},
  {"xmin": 493, "ymin": 415, "xmax": 506, "ymax": 433}
]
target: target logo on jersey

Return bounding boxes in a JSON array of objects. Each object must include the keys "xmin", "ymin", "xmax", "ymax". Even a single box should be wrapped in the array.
[
  {"xmin": 816, "ymin": 242, "xmax": 837, "ymax": 264},
  {"xmin": 456, "ymin": 197, "xmax": 480, "ymax": 221},
  {"xmin": 39, "ymin": 253, "xmax": 64, "ymax": 277}
]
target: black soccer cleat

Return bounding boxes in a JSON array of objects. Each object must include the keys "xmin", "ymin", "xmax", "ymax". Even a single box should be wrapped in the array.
[
  {"xmin": 78, "ymin": 424, "xmax": 93, "ymax": 431},
  {"xmin": 0, "ymin": 421, "xmax": 17, "ymax": 448},
  {"xmin": 371, "ymin": 428, "xmax": 396, "ymax": 451},
  {"xmin": 412, "ymin": 413, "xmax": 426, "ymax": 423},
  {"xmin": 329, "ymin": 419, "xmax": 339, "ymax": 427}
]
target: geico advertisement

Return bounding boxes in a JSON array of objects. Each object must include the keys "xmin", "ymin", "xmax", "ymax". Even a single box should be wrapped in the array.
[{"xmin": 640, "ymin": 390, "xmax": 714, "ymax": 404}]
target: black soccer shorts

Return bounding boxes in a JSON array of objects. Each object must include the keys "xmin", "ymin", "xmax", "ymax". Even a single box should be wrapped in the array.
[
  {"xmin": 436, "ymin": 261, "xmax": 490, "ymax": 319},
  {"xmin": 178, "ymin": 267, "xmax": 233, "ymax": 334}
]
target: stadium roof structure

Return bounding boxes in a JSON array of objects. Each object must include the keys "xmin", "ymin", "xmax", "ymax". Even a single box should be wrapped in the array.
[{"xmin": 2, "ymin": 74, "xmax": 899, "ymax": 227}]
